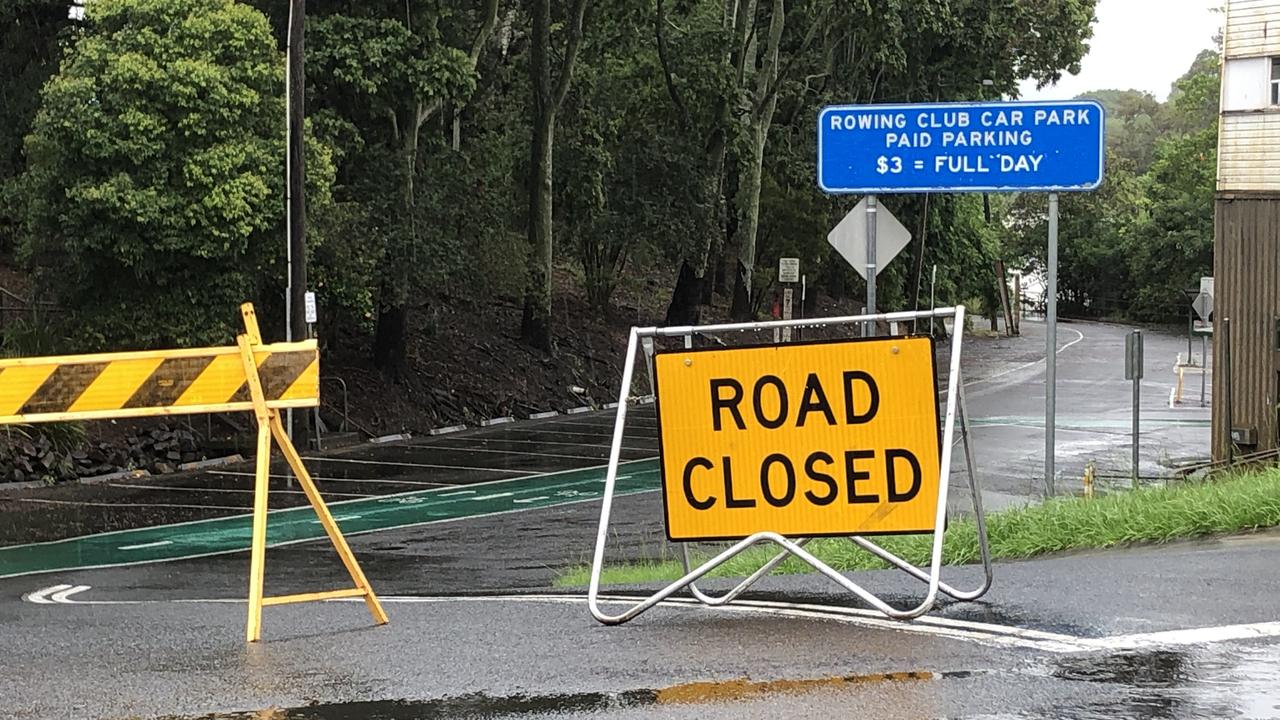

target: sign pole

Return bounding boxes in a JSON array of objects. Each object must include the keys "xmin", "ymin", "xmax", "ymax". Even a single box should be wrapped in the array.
[
  {"xmin": 929, "ymin": 264, "xmax": 937, "ymax": 337},
  {"xmin": 865, "ymin": 195, "xmax": 878, "ymax": 336},
  {"xmin": 1126, "ymin": 330, "xmax": 1143, "ymax": 490},
  {"xmin": 1045, "ymin": 192, "xmax": 1059, "ymax": 496}
]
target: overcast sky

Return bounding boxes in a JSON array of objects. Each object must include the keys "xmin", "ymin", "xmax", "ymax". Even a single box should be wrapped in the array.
[{"xmin": 1018, "ymin": 0, "xmax": 1220, "ymax": 102}]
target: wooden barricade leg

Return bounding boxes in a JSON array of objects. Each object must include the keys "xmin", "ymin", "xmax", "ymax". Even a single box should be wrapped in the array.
[
  {"xmin": 240, "ymin": 335, "xmax": 274, "ymax": 642},
  {"xmin": 237, "ymin": 304, "xmax": 387, "ymax": 642},
  {"xmin": 268, "ymin": 415, "xmax": 388, "ymax": 626}
]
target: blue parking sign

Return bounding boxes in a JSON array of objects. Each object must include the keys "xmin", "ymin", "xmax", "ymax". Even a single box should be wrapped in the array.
[{"xmin": 818, "ymin": 100, "xmax": 1105, "ymax": 194}]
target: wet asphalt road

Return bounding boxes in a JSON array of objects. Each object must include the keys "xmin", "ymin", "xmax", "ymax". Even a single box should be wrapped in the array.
[
  {"xmin": 2, "ymin": 531, "xmax": 1280, "ymax": 719},
  {"xmin": 0, "ymin": 319, "xmax": 1257, "ymax": 720}
]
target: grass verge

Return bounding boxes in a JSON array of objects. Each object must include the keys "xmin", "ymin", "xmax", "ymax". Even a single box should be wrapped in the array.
[{"xmin": 555, "ymin": 467, "xmax": 1280, "ymax": 587}]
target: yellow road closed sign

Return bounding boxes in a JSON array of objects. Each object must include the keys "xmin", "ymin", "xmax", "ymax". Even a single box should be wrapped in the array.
[{"xmin": 655, "ymin": 336, "xmax": 940, "ymax": 542}]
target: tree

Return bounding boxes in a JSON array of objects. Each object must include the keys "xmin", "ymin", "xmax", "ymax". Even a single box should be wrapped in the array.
[
  {"xmin": 520, "ymin": 0, "xmax": 589, "ymax": 351},
  {"xmin": 307, "ymin": 0, "xmax": 498, "ymax": 374},
  {"xmin": 1125, "ymin": 49, "xmax": 1220, "ymax": 320},
  {"xmin": 20, "ymin": 0, "xmax": 333, "ymax": 348},
  {"xmin": 0, "ymin": 0, "xmax": 72, "ymax": 255},
  {"xmin": 710, "ymin": 0, "xmax": 1099, "ymax": 321}
]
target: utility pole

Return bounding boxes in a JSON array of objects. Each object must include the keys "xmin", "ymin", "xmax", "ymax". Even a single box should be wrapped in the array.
[{"xmin": 286, "ymin": 0, "xmax": 306, "ymax": 442}]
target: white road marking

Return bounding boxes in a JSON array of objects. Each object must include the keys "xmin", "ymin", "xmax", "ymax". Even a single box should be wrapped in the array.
[
  {"xmin": 476, "ymin": 427, "xmax": 658, "ymax": 441},
  {"xmin": 22, "ymin": 584, "xmax": 72, "ymax": 604},
  {"xmin": 439, "ymin": 490, "xmax": 475, "ymax": 497},
  {"xmin": 105, "ymin": 482, "xmax": 370, "ymax": 499},
  {"xmin": 1083, "ymin": 622, "xmax": 1280, "ymax": 651},
  {"xmin": 7, "ymin": 498, "xmax": 247, "ymax": 511},
  {"xmin": 555, "ymin": 415, "xmax": 658, "ymax": 429},
  {"xmin": 435, "ymin": 437, "xmax": 657, "ymax": 452},
  {"xmin": 400, "ymin": 446, "xmax": 618, "ymax": 461},
  {"xmin": 513, "ymin": 496, "xmax": 550, "ymax": 504},
  {"xmin": 210, "ymin": 471, "xmax": 455, "ymax": 488},
  {"xmin": 32, "ymin": 587, "xmax": 1280, "ymax": 654},
  {"xmin": 118, "ymin": 540, "xmax": 172, "ymax": 551},
  {"xmin": 963, "ymin": 327, "xmax": 1087, "ymax": 389},
  {"xmin": 300, "ymin": 457, "xmax": 542, "ymax": 475},
  {"xmin": 310, "ymin": 515, "xmax": 362, "ymax": 524},
  {"xmin": 469, "ymin": 493, "xmax": 514, "ymax": 501},
  {"xmin": 49, "ymin": 585, "xmax": 92, "ymax": 603}
]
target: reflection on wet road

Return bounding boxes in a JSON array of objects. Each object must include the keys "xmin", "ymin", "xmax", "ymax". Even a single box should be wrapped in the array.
[{"xmin": 150, "ymin": 644, "xmax": 1280, "ymax": 720}]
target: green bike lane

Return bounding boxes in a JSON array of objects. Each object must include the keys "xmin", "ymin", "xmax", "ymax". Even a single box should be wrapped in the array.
[{"xmin": 0, "ymin": 458, "xmax": 659, "ymax": 579}]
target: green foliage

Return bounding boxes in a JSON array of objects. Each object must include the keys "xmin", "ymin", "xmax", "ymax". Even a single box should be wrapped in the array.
[
  {"xmin": 19, "ymin": 0, "xmax": 334, "ymax": 349},
  {"xmin": 0, "ymin": 0, "xmax": 73, "ymax": 255},
  {"xmin": 1125, "ymin": 125, "xmax": 1216, "ymax": 320},
  {"xmin": 1006, "ymin": 49, "xmax": 1219, "ymax": 321},
  {"xmin": 10, "ymin": 0, "xmax": 1125, "ymax": 367},
  {"xmin": 558, "ymin": 467, "xmax": 1280, "ymax": 587}
]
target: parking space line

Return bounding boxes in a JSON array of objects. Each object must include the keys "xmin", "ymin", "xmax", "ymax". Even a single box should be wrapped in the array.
[
  {"xmin": 388, "ymin": 445, "xmax": 635, "ymax": 461},
  {"xmin": 552, "ymin": 412, "xmax": 660, "ymax": 422},
  {"xmin": 7, "ymin": 498, "xmax": 248, "ymax": 511},
  {"xmin": 105, "ymin": 482, "xmax": 371, "ymax": 499},
  {"xmin": 299, "ymin": 457, "xmax": 544, "ymax": 474},
  {"xmin": 434, "ymin": 437, "xmax": 657, "ymax": 452},
  {"xmin": 481, "ymin": 427, "xmax": 658, "ymax": 441},
  {"xmin": 209, "ymin": 471, "xmax": 456, "ymax": 488}
]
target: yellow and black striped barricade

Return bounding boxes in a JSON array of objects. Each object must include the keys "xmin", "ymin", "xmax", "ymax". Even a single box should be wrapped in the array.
[{"xmin": 0, "ymin": 303, "xmax": 387, "ymax": 642}]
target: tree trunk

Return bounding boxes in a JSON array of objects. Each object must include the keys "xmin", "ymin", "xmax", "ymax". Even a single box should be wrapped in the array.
[
  {"xmin": 729, "ymin": 121, "xmax": 768, "ymax": 321},
  {"xmin": 663, "ymin": 129, "xmax": 726, "ymax": 323},
  {"xmin": 521, "ymin": 100, "xmax": 555, "ymax": 352},
  {"xmin": 373, "ymin": 108, "xmax": 421, "ymax": 374},
  {"xmin": 519, "ymin": 0, "xmax": 586, "ymax": 352},
  {"xmin": 373, "ymin": 290, "xmax": 408, "ymax": 379},
  {"xmin": 664, "ymin": 260, "xmax": 704, "ymax": 326}
]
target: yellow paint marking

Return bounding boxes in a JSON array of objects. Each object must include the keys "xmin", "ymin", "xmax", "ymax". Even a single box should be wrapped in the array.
[
  {"xmin": 69, "ymin": 356, "xmax": 164, "ymax": 414},
  {"xmin": 175, "ymin": 353, "xmax": 255, "ymax": 407},
  {"xmin": 0, "ymin": 364, "xmax": 58, "ymax": 416},
  {"xmin": 278, "ymin": 358, "xmax": 320, "ymax": 402},
  {"xmin": 656, "ymin": 670, "xmax": 936, "ymax": 705}
]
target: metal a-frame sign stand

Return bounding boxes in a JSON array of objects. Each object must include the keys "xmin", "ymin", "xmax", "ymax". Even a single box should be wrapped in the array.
[
  {"xmin": 587, "ymin": 307, "xmax": 992, "ymax": 625},
  {"xmin": 237, "ymin": 304, "xmax": 387, "ymax": 642}
]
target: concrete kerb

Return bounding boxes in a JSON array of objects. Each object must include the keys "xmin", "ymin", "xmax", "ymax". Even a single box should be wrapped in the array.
[
  {"xmin": 427, "ymin": 425, "xmax": 467, "ymax": 436},
  {"xmin": 177, "ymin": 455, "xmax": 244, "ymax": 472}
]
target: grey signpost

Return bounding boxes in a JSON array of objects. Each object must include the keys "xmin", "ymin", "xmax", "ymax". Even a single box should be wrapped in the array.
[
  {"xmin": 1046, "ymin": 193, "xmax": 1059, "ymax": 495},
  {"xmin": 1125, "ymin": 330, "xmax": 1144, "ymax": 489},
  {"xmin": 866, "ymin": 195, "xmax": 878, "ymax": 335},
  {"xmin": 818, "ymin": 100, "xmax": 1105, "ymax": 497}
]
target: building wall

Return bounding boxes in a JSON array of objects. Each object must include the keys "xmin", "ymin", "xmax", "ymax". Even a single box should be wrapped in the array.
[
  {"xmin": 1222, "ymin": 57, "xmax": 1271, "ymax": 111},
  {"xmin": 1224, "ymin": 0, "xmax": 1280, "ymax": 58},
  {"xmin": 1213, "ymin": 197, "xmax": 1280, "ymax": 459},
  {"xmin": 1215, "ymin": 1, "xmax": 1280, "ymax": 460},
  {"xmin": 1219, "ymin": 113, "xmax": 1280, "ymax": 192},
  {"xmin": 1219, "ymin": 0, "xmax": 1280, "ymax": 193}
]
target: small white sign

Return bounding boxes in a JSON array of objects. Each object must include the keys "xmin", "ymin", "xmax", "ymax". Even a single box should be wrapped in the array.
[
  {"xmin": 304, "ymin": 291, "xmax": 318, "ymax": 324},
  {"xmin": 779, "ymin": 257, "xmax": 800, "ymax": 284}
]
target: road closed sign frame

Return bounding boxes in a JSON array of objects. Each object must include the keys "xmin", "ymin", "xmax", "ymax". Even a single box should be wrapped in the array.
[{"xmin": 652, "ymin": 334, "xmax": 943, "ymax": 543}]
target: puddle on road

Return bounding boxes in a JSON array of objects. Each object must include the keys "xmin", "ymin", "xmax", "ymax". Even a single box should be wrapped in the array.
[
  {"xmin": 148, "ymin": 645, "xmax": 1280, "ymax": 720},
  {"xmin": 1033, "ymin": 644, "xmax": 1280, "ymax": 720},
  {"xmin": 160, "ymin": 670, "xmax": 938, "ymax": 719}
]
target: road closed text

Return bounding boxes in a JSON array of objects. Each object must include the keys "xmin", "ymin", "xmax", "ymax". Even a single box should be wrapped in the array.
[{"xmin": 655, "ymin": 338, "xmax": 941, "ymax": 541}]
